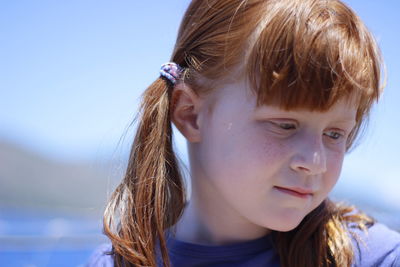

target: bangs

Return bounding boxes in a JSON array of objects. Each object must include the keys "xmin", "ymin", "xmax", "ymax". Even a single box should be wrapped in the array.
[{"xmin": 246, "ymin": 0, "xmax": 383, "ymax": 115}]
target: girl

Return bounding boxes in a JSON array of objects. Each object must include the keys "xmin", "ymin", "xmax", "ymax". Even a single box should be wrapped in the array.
[{"xmin": 87, "ymin": 0, "xmax": 400, "ymax": 266}]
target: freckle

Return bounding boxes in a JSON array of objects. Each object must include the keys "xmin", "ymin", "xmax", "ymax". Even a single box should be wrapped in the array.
[{"xmin": 262, "ymin": 140, "xmax": 284, "ymax": 159}]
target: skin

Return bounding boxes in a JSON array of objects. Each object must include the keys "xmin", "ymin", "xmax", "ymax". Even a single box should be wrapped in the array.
[{"xmin": 170, "ymin": 76, "xmax": 357, "ymax": 246}]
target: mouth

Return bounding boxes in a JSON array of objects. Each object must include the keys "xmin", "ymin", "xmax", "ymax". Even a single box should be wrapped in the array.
[{"xmin": 274, "ymin": 186, "xmax": 314, "ymax": 199}]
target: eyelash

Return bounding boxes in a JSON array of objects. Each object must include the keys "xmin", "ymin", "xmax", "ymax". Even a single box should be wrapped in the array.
[
  {"xmin": 277, "ymin": 123, "xmax": 296, "ymax": 130},
  {"xmin": 324, "ymin": 131, "xmax": 344, "ymax": 140},
  {"xmin": 274, "ymin": 123, "xmax": 345, "ymax": 141}
]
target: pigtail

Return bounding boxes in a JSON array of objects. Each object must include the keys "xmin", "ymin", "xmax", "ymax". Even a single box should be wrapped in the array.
[{"xmin": 103, "ymin": 77, "xmax": 186, "ymax": 267}]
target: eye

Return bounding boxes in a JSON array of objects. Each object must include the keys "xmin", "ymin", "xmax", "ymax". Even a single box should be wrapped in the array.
[
  {"xmin": 261, "ymin": 120, "xmax": 297, "ymax": 137},
  {"xmin": 324, "ymin": 131, "xmax": 344, "ymax": 141},
  {"xmin": 278, "ymin": 123, "xmax": 296, "ymax": 130}
]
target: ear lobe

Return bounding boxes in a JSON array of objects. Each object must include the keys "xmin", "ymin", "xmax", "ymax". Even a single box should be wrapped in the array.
[{"xmin": 170, "ymin": 83, "xmax": 203, "ymax": 143}]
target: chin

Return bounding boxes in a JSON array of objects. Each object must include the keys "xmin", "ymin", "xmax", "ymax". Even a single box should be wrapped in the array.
[
  {"xmin": 273, "ymin": 225, "xmax": 297, "ymax": 232},
  {"xmin": 272, "ymin": 224, "xmax": 299, "ymax": 232},
  {"xmin": 268, "ymin": 215, "xmax": 305, "ymax": 232}
]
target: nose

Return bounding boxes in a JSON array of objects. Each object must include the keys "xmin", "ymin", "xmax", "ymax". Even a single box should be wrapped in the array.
[{"xmin": 289, "ymin": 134, "xmax": 327, "ymax": 175}]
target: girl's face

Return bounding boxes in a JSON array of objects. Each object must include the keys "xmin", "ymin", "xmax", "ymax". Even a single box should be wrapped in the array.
[{"xmin": 190, "ymin": 78, "xmax": 357, "ymax": 233}]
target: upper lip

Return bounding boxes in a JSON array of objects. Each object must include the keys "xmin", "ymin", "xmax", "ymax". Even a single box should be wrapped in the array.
[{"xmin": 275, "ymin": 186, "xmax": 315, "ymax": 195}]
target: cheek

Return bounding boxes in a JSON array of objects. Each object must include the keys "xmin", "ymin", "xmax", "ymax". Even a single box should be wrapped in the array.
[
  {"xmin": 260, "ymin": 138, "xmax": 292, "ymax": 160},
  {"xmin": 224, "ymin": 135, "xmax": 292, "ymax": 194},
  {"xmin": 325, "ymin": 151, "xmax": 345, "ymax": 187},
  {"xmin": 225, "ymin": 128, "xmax": 290, "ymax": 169},
  {"xmin": 201, "ymin": 125, "xmax": 288, "ymax": 187}
]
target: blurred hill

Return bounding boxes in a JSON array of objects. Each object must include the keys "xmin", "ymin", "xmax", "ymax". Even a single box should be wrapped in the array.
[{"xmin": 0, "ymin": 140, "xmax": 125, "ymax": 218}]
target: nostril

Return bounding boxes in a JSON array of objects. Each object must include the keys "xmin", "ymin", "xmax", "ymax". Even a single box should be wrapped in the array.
[
  {"xmin": 290, "ymin": 156, "xmax": 327, "ymax": 175},
  {"xmin": 297, "ymin": 166, "xmax": 311, "ymax": 173}
]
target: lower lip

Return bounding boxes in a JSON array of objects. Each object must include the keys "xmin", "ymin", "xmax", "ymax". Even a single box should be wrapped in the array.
[{"xmin": 274, "ymin": 186, "xmax": 312, "ymax": 199}]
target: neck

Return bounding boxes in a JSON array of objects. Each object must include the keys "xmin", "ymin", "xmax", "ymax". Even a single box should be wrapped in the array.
[{"xmin": 171, "ymin": 188, "xmax": 271, "ymax": 246}]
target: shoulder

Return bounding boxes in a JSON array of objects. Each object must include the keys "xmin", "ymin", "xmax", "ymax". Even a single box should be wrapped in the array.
[
  {"xmin": 348, "ymin": 222, "xmax": 400, "ymax": 267},
  {"xmin": 85, "ymin": 243, "xmax": 114, "ymax": 267}
]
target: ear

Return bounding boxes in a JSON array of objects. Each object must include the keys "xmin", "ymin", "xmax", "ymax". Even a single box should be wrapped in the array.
[{"xmin": 170, "ymin": 83, "xmax": 203, "ymax": 143}]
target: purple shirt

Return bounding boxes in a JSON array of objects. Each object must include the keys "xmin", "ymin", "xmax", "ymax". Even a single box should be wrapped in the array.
[{"xmin": 85, "ymin": 222, "xmax": 400, "ymax": 266}]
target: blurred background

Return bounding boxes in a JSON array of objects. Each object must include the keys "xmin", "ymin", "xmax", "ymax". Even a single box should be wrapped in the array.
[{"xmin": 0, "ymin": 0, "xmax": 399, "ymax": 266}]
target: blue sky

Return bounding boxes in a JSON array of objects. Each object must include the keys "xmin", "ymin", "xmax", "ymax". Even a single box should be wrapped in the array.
[{"xmin": 1, "ymin": 1, "xmax": 399, "ymax": 208}]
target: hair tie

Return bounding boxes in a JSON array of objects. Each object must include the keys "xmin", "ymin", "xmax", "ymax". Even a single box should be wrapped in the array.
[{"xmin": 160, "ymin": 62, "xmax": 183, "ymax": 85}]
